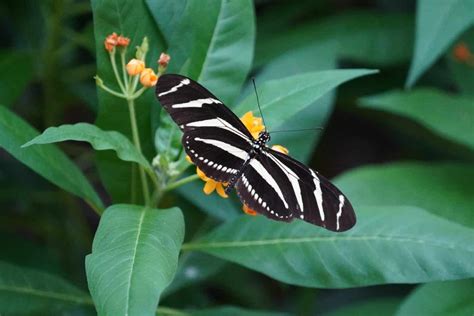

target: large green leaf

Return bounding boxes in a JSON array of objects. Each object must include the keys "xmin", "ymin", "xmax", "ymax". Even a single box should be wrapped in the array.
[
  {"xmin": 235, "ymin": 69, "xmax": 378, "ymax": 131},
  {"xmin": 359, "ymin": 89, "xmax": 474, "ymax": 150},
  {"xmin": 0, "ymin": 51, "xmax": 33, "ymax": 107},
  {"xmin": 334, "ymin": 162, "xmax": 474, "ymax": 228},
  {"xmin": 184, "ymin": 206, "xmax": 474, "ymax": 288},
  {"xmin": 23, "ymin": 123, "xmax": 152, "ymax": 172},
  {"xmin": 145, "ymin": 0, "xmax": 186, "ymax": 45},
  {"xmin": 190, "ymin": 306, "xmax": 289, "ymax": 316},
  {"xmin": 324, "ymin": 298, "xmax": 402, "ymax": 316},
  {"xmin": 0, "ymin": 261, "xmax": 92, "ymax": 315},
  {"xmin": 396, "ymin": 279, "xmax": 474, "ymax": 316},
  {"xmin": 406, "ymin": 0, "xmax": 474, "ymax": 87},
  {"xmin": 0, "ymin": 106, "xmax": 103, "ymax": 210},
  {"xmin": 91, "ymin": 0, "xmax": 165, "ymax": 202},
  {"xmin": 256, "ymin": 11, "xmax": 414, "ymax": 67},
  {"xmin": 162, "ymin": 0, "xmax": 255, "ymax": 105},
  {"xmin": 86, "ymin": 204, "xmax": 184, "ymax": 316}
]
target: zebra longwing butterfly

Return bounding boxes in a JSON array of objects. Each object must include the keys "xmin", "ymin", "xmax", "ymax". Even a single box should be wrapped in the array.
[{"xmin": 156, "ymin": 74, "xmax": 356, "ymax": 232}]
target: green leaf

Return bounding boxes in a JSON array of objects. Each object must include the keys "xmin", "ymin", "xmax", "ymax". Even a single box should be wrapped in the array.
[
  {"xmin": 0, "ymin": 261, "xmax": 92, "ymax": 315},
  {"xmin": 184, "ymin": 206, "xmax": 474, "ymax": 288},
  {"xmin": 0, "ymin": 106, "xmax": 103, "ymax": 210},
  {"xmin": 164, "ymin": 0, "xmax": 255, "ymax": 104},
  {"xmin": 190, "ymin": 306, "xmax": 289, "ymax": 316},
  {"xmin": 396, "ymin": 279, "xmax": 474, "ymax": 316},
  {"xmin": 91, "ymin": 0, "xmax": 165, "ymax": 202},
  {"xmin": 256, "ymin": 11, "xmax": 414, "ymax": 67},
  {"xmin": 0, "ymin": 51, "xmax": 33, "ymax": 107},
  {"xmin": 23, "ymin": 123, "xmax": 152, "ymax": 172},
  {"xmin": 86, "ymin": 204, "xmax": 184, "ymax": 316},
  {"xmin": 359, "ymin": 89, "xmax": 474, "ymax": 150},
  {"xmin": 334, "ymin": 162, "xmax": 474, "ymax": 228},
  {"xmin": 155, "ymin": 113, "xmax": 183, "ymax": 163},
  {"xmin": 145, "ymin": 0, "xmax": 186, "ymax": 45},
  {"xmin": 406, "ymin": 0, "xmax": 474, "ymax": 87},
  {"xmin": 324, "ymin": 298, "xmax": 402, "ymax": 316},
  {"xmin": 235, "ymin": 69, "xmax": 378, "ymax": 131}
]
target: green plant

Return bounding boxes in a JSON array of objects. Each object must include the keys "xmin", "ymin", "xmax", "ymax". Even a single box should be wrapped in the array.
[{"xmin": 0, "ymin": 0, "xmax": 473, "ymax": 315}]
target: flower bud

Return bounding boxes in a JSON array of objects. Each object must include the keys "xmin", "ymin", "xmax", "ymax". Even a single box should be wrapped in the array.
[
  {"xmin": 140, "ymin": 68, "xmax": 158, "ymax": 87},
  {"xmin": 126, "ymin": 58, "xmax": 145, "ymax": 76},
  {"xmin": 117, "ymin": 35, "xmax": 130, "ymax": 48},
  {"xmin": 104, "ymin": 32, "xmax": 118, "ymax": 52},
  {"xmin": 453, "ymin": 42, "xmax": 471, "ymax": 62},
  {"xmin": 158, "ymin": 52, "xmax": 171, "ymax": 68},
  {"xmin": 94, "ymin": 75, "xmax": 104, "ymax": 87}
]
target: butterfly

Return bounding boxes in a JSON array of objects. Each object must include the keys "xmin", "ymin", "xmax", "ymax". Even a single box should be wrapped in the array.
[{"xmin": 155, "ymin": 74, "xmax": 356, "ymax": 232}]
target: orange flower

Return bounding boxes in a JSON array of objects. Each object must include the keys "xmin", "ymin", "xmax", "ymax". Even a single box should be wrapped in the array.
[
  {"xmin": 240, "ymin": 111, "xmax": 265, "ymax": 139},
  {"xmin": 453, "ymin": 42, "xmax": 471, "ymax": 62},
  {"xmin": 126, "ymin": 58, "xmax": 145, "ymax": 76},
  {"xmin": 196, "ymin": 168, "xmax": 228, "ymax": 198},
  {"xmin": 158, "ymin": 52, "xmax": 171, "ymax": 68},
  {"xmin": 117, "ymin": 35, "xmax": 130, "ymax": 47},
  {"xmin": 140, "ymin": 68, "xmax": 158, "ymax": 87},
  {"xmin": 104, "ymin": 32, "xmax": 118, "ymax": 52},
  {"xmin": 242, "ymin": 204, "xmax": 258, "ymax": 216}
]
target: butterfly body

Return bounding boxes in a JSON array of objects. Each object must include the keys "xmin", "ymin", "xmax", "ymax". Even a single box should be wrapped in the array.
[{"xmin": 156, "ymin": 74, "xmax": 356, "ymax": 232}]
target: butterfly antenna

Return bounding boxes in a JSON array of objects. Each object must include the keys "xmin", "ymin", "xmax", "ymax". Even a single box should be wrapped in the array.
[
  {"xmin": 269, "ymin": 127, "xmax": 324, "ymax": 134},
  {"xmin": 252, "ymin": 78, "xmax": 268, "ymax": 131}
]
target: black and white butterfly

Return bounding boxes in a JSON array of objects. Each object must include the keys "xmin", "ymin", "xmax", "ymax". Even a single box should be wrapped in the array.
[{"xmin": 156, "ymin": 74, "xmax": 356, "ymax": 232}]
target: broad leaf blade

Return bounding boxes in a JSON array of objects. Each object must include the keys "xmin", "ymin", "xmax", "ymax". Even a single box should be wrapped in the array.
[
  {"xmin": 235, "ymin": 69, "xmax": 378, "ymax": 131},
  {"xmin": 324, "ymin": 298, "xmax": 402, "ymax": 316},
  {"xmin": 406, "ymin": 0, "xmax": 474, "ymax": 87},
  {"xmin": 190, "ymin": 306, "xmax": 289, "ymax": 316},
  {"xmin": 334, "ymin": 162, "xmax": 474, "ymax": 228},
  {"xmin": 91, "ymin": 0, "xmax": 165, "ymax": 202},
  {"xmin": 23, "ymin": 123, "xmax": 152, "ymax": 171},
  {"xmin": 186, "ymin": 206, "xmax": 474, "ymax": 288},
  {"xmin": 396, "ymin": 279, "xmax": 474, "ymax": 316},
  {"xmin": 86, "ymin": 204, "xmax": 184, "ymax": 316},
  {"xmin": 358, "ymin": 89, "xmax": 474, "ymax": 150},
  {"xmin": 165, "ymin": 0, "xmax": 255, "ymax": 104},
  {"xmin": 0, "ymin": 106, "xmax": 103, "ymax": 210},
  {"xmin": 0, "ymin": 261, "xmax": 92, "ymax": 315}
]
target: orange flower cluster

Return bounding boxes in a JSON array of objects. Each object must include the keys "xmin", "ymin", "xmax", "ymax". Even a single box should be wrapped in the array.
[
  {"xmin": 190, "ymin": 111, "xmax": 289, "ymax": 217},
  {"xmin": 104, "ymin": 33, "xmax": 130, "ymax": 52},
  {"xmin": 453, "ymin": 42, "xmax": 474, "ymax": 66}
]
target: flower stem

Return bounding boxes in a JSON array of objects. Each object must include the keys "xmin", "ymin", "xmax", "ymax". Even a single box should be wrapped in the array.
[
  {"xmin": 109, "ymin": 50, "xmax": 126, "ymax": 93},
  {"xmin": 120, "ymin": 49, "xmax": 128, "ymax": 90},
  {"xmin": 97, "ymin": 83, "xmax": 127, "ymax": 98},
  {"xmin": 165, "ymin": 174, "xmax": 200, "ymax": 192},
  {"xmin": 127, "ymin": 98, "xmax": 151, "ymax": 206}
]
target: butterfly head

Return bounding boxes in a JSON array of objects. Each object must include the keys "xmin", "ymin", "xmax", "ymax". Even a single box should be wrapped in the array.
[{"xmin": 257, "ymin": 130, "xmax": 271, "ymax": 145}]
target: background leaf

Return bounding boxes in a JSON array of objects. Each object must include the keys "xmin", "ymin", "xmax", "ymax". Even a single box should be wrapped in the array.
[
  {"xmin": 91, "ymin": 0, "xmax": 165, "ymax": 202},
  {"xmin": 324, "ymin": 298, "xmax": 402, "ymax": 316},
  {"xmin": 190, "ymin": 306, "xmax": 289, "ymax": 316},
  {"xmin": 396, "ymin": 279, "xmax": 474, "ymax": 316},
  {"xmin": 0, "ymin": 261, "xmax": 92, "ymax": 315},
  {"xmin": 0, "ymin": 106, "xmax": 103, "ymax": 210},
  {"xmin": 0, "ymin": 51, "xmax": 33, "ymax": 107},
  {"xmin": 235, "ymin": 69, "xmax": 378, "ymax": 131},
  {"xmin": 86, "ymin": 204, "xmax": 184, "ymax": 316},
  {"xmin": 23, "ymin": 122, "xmax": 152, "ymax": 171},
  {"xmin": 406, "ymin": 0, "xmax": 474, "ymax": 87},
  {"xmin": 359, "ymin": 89, "xmax": 474, "ymax": 150},
  {"xmin": 334, "ymin": 162, "xmax": 474, "ymax": 228},
  {"xmin": 184, "ymin": 206, "xmax": 474, "ymax": 288}
]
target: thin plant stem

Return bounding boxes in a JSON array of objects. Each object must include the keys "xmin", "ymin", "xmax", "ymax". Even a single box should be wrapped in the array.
[
  {"xmin": 120, "ymin": 49, "xmax": 128, "ymax": 90},
  {"xmin": 131, "ymin": 86, "xmax": 147, "ymax": 99},
  {"xmin": 165, "ymin": 174, "xmax": 200, "ymax": 192},
  {"xmin": 109, "ymin": 50, "xmax": 126, "ymax": 92},
  {"xmin": 127, "ymin": 98, "xmax": 151, "ymax": 206},
  {"xmin": 97, "ymin": 83, "xmax": 127, "ymax": 98}
]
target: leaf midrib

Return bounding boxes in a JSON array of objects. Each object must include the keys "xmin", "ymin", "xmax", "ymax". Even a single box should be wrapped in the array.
[{"xmin": 182, "ymin": 234, "xmax": 473, "ymax": 252}]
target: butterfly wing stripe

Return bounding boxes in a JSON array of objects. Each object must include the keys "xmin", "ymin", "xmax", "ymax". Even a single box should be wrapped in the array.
[
  {"xmin": 172, "ymin": 98, "xmax": 221, "ymax": 108},
  {"xmin": 158, "ymin": 78, "xmax": 190, "ymax": 96},
  {"xmin": 337, "ymin": 195, "xmax": 345, "ymax": 231},
  {"xmin": 194, "ymin": 137, "xmax": 249, "ymax": 160},
  {"xmin": 263, "ymin": 151, "xmax": 304, "ymax": 216},
  {"xmin": 249, "ymin": 159, "xmax": 289, "ymax": 209},
  {"xmin": 186, "ymin": 118, "xmax": 252, "ymax": 143},
  {"xmin": 310, "ymin": 169, "xmax": 325, "ymax": 222}
]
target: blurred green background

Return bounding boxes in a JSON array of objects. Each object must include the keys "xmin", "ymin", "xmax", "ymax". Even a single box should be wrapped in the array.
[{"xmin": 0, "ymin": 0, "xmax": 473, "ymax": 315}]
